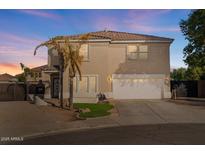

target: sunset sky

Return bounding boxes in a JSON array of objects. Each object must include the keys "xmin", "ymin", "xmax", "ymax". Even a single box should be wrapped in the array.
[{"xmin": 0, "ymin": 9, "xmax": 190, "ymax": 75}]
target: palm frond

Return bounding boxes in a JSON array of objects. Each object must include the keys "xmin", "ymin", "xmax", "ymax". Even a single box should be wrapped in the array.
[
  {"xmin": 20, "ymin": 63, "xmax": 25, "ymax": 70},
  {"xmin": 34, "ymin": 39, "xmax": 53, "ymax": 55}
]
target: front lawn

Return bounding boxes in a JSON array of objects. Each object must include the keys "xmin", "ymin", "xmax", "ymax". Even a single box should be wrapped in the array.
[{"xmin": 73, "ymin": 103, "xmax": 114, "ymax": 118}]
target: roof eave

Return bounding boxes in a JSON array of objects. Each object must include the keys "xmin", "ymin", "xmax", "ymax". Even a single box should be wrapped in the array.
[
  {"xmin": 57, "ymin": 39, "xmax": 111, "ymax": 43},
  {"xmin": 56, "ymin": 39, "xmax": 174, "ymax": 43},
  {"xmin": 111, "ymin": 39, "xmax": 174, "ymax": 43}
]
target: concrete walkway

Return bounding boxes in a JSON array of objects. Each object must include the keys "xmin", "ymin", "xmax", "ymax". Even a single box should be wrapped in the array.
[{"xmin": 1, "ymin": 99, "xmax": 205, "ymax": 142}]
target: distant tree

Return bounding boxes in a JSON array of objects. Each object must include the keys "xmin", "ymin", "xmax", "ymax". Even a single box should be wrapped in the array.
[
  {"xmin": 180, "ymin": 9, "xmax": 205, "ymax": 68},
  {"xmin": 171, "ymin": 67, "xmax": 205, "ymax": 80},
  {"xmin": 19, "ymin": 63, "xmax": 32, "ymax": 100},
  {"xmin": 186, "ymin": 66, "xmax": 205, "ymax": 80},
  {"xmin": 16, "ymin": 73, "xmax": 25, "ymax": 82},
  {"xmin": 171, "ymin": 67, "xmax": 187, "ymax": 80}
]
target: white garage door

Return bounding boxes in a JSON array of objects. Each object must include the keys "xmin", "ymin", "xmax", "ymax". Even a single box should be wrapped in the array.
[
  {"xmin": 73, "ymin": 75, "xmax": 98, "ymax": 97},
  {"xmin": 113, "ymin": 77, "xmax": 163, "ymax": 99}
]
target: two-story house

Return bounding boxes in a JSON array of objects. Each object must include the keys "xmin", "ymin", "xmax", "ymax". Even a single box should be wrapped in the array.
[{"xmin": 38, "ymin": 30, "xmax": 173, "ymax": 100}]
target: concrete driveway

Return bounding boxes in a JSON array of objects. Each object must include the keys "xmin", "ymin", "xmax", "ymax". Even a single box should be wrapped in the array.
[
  {"xmin": 0, "ymin": 101, "xmax": 76, "ymax": 137},
  {"xmin": 112, "ymin": 99, "xmax": 205, "ymax": 125}
]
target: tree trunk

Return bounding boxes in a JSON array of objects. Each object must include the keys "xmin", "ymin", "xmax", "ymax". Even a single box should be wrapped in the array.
[
  {"xmin": 59, "ymin": 55, "xmax": 64, "ymax": 108},
  {"xmin": 69, "ymin": 77, "xmax": 74, "ymax": 109},
  {"xmin": 13, "ymin": 83, "xmax": 16, "ymax": 101},
  {"xmin": 25, "ymin": 80, "xmax": 29, "ymax": 101}
]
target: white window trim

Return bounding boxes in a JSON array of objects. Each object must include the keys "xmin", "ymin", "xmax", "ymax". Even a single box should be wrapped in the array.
[
  {"xmin": 127, "ymin": 45, "xmax": 149, "ymax": 60},
  {"xmin": 74, "ymin": 74, "xmax": 99, "ymax": 94}
]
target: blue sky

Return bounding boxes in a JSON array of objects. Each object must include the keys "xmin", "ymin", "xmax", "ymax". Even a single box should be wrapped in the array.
[{"xmin": 0, "ymin": 9, "xmax": 190, "ymax": 75}]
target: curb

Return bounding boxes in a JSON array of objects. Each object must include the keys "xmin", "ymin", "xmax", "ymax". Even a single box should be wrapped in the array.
[
  {"xmin": 168, "ymin": 99, "xmax": 205, "ymax": 106},
  {"xmin": 21, "ymin": 122, "xmax": 119, "ymax": 141}
]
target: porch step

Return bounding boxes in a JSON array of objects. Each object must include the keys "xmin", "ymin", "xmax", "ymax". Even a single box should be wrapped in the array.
[
  {"xmin": 44, "ymin": 98, "xmax": 97, "ymax": 105},
  {"xmin": 44, "ymin": 98, "xmax": 60, "ymax": 106},
  {"xmin": 74, "ymin": 97, "xmax": 97, "ymax": 103},
  {"xmin": 35, "ymin": 96, "xmax": 48, "ymax": 106}
]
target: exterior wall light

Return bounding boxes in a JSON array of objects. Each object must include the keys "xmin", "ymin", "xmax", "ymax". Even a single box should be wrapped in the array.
[{"xmin": 107, "ymin": 75, "xmax": 112, "ymax": 82}]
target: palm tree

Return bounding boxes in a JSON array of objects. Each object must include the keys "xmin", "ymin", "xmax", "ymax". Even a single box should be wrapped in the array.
[
  {"xmin": 34, "ymin": 34, "xmax": 89, "ymax": 109},
  {"xmin": 34, "ymin": 38, "xmax": 65, "ymax": 108},
  {"xmin": 64, "ymin": 37, "xmax": 87, "ymax": 109},
  {"xmin": 20, "ymin": 63, "xmax": 32, "ymax": 100}
]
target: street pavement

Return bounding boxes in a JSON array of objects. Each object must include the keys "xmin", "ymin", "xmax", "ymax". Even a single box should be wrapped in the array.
[{"xmin": 9, "ymin": 123, "xmax": 205, "ymax": 144}]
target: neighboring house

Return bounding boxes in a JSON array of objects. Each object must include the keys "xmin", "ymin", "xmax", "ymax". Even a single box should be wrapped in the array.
[
  {"xmin": 0, "ymin": 73, "xmax": 25, "ymax": 101},
  {"xmin": 34, "ymin": 30, "xmax": 174, "ymax": 100},
  {"xmin": 0, "ymin": 73, "xmax": 17, "ymax": 83},
  {"xmin": 26, "ymin": 65, "xmax": 48, "ymax": 82}
]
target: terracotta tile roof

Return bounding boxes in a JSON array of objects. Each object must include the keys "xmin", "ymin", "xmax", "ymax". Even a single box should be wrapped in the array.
[
  {"xmin": 31, "ymin": 65, "xmax": 48, "ymax": 72},
  {"xmin": 62, "ymin": 30, "xmax": 173, "ymax": 42},
  {"xmin": 31, "ymin": 65, "xmax": 58, "ymax": 73},
  {"xmin": 15, "ymin": 65, "xmax": 48, "ymax": 77},
  {"xmin": 0, "ymin": 73, "xmax": 16, "ymax": 81}
]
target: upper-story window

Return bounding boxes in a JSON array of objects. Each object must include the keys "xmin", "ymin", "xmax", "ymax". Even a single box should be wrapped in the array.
[
  {"xmin": 79, "ymin": 44, "xmax": 89, "ymax": 61},
  {"xmin": 30, "ymin": 72, "xmax": 41, "ymax": 78},
  {"xmin": 127, "ymin": 45, "xmax": 148, "ymax": 60}
]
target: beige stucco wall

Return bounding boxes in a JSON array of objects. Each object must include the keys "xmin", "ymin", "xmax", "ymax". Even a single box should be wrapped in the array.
[
  {"xmin": 81, "ymin": 43, "xmax": 126, "ymax": 92},
  {"xmin": 46, "ymin": 41, "xmax": 171, "ymax": 99},
  {"xmin": 115, "ymin": 42, "xmax": 171, "ymax": 75}
]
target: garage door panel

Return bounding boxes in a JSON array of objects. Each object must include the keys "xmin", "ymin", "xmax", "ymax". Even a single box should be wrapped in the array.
[{"xmin": 113, "ymin": 79, "xmax": 162, "ymax": 99}]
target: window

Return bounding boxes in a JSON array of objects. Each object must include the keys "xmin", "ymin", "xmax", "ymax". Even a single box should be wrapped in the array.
[
  {"xmin": 127, "ymin": 45, "xmax": 137, "ymax": 60},
  {"xmin": 127, "ymin": 45, "xmax": 148, "ymax": 60},
  {"xmin": 79, "ymin": 76, "xmax": 88, "ymax": 93},
  {"xmin": 38, "ymin": 72, "xmax": 42, "ymax": 78},
  {"xmin": 89, "ymin": 76, "xmax": 97, "ymax": 93},
  {"xmin": 139, "ymin": 45, "xmax": 148, "ymax": 59},
  {"xmin": 74, "ymin": 76, "xmax": 97, "ymax": 94},
  {"xmin": 35, "ymin": 72, "xmax": 39, "ymax": 78},
  {"xmin": 79, "ymin": 44, "xmax": 89, "ymax": 61}
]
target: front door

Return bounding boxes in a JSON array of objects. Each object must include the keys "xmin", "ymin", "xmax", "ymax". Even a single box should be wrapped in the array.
[{"xmin": 52, "ymin": 77, "xmax": 59, "ymax": 98}]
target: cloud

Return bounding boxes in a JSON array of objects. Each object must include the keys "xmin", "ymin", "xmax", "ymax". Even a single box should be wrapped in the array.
[
  {"xmin": 127, "ymin": 24, "xmax": 180, "ymax": 33},
  {"xmin": 0, "ymin": 62, "xmax": 18, "ymax": 69},
  {"xmin": 0, "ymin": 45, "xmax": 47, "ymax": 60},
  {"xmin": 0, "ymin": 61, "xmax": 47, "ymax": 75},
  {"xmin": 0, "ymin": 32, "xmax": 43, "ymax": 46},
  {"xmin": 90, "ymin": 10, "xmax": 178, "ymax": 33},
  {"xmin": 0, "ymin": 44, "xmax": 47, "ymax": 76},
  {"xmin": 127, "ymin": 9, "xmax": 172, "ymax": 22},
  {"xmin": 122, "ymin": 9, "xmax": 180, "ymax": 33},
  {"xmin": 17, "ymin": 10, "xmax": 62, "ymax": 20},
  {"xmin": 94, "ymin": 16, "xmax": 118, "ymax": 31},
  {"xmin": 0, "ymin": 62, "xmax": 39, "ymax": 75},
  {"xmin": 0, "ymin": 31, "xmax": 47, "ymax": 76},
  {"xmin": 0, "ymin": 62, "xmax": 20, "ymax": 75}
]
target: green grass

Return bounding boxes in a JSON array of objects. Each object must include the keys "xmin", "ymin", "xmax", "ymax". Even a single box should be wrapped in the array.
[{"xmin": 73, "ymin": 103, "xmax": 114, "ymax": 118}]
